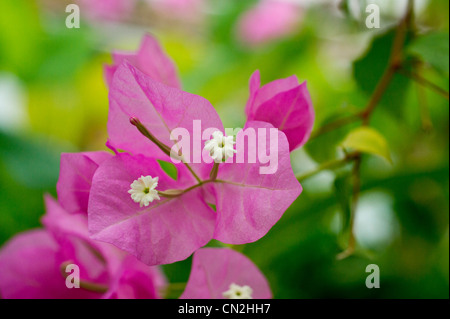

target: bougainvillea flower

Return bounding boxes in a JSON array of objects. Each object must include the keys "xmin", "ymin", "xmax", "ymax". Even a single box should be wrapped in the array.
[
  {"xmin": 89, "ymin": 152, "xmax": 216, "ymax": 265},
  {"xmin": 0, "ymin": 229, "xmax": 95, "ymax": 299},
  {"xmin": 57, "ymin": 151, "xmax": 112, "ymax": 216},
  {"xmin": 103, "ymin": 255, "xmax": 166, "ymax": 299},
  {"xmin": 246, "ymin": 70, "xmax": 314, "ymax": 151},
  {"xmin": 104, "ymin": 34, "xmax": 181, "ymax": 89},
  {"xmin": 236, "ymin": 0, "xmax": 303, "ymax": 46},
  {"xmin": 180, "ymin": 248, "xmax": 272, "ymax": 299},
  {"xmin": 0, "ymin": 195, "xmax": 166, "ymax": 299},
  {"xmin": 106, "ymin": 61, "xmax": 223, "ymax": 177},
  {"xmin": 88, "ymin": 61, "xmax": 302, "ymax": 266}
]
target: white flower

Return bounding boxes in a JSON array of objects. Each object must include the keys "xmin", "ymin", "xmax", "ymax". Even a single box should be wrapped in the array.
[
  {"xmin": 128, "ymin": 175, "xmax": 160, "ymax": 207},
  {"xmin": 222, "ymin": 283, "xmax": 253, "ymax": 299},
  {"xmin": 204, "ymin": 131, "xmax": 236, "ymax": 162}
]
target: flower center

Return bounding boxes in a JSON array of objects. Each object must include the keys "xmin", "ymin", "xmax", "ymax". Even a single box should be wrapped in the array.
[
  {"xmin": 204, "ymin": 131, "xmax": 236, "ymax": 162},
  {"xmin": 222, "ymin": 283, "xmax": 253, "ymax": 299},
  {"xmin": 128, "ymin": 175, "xmax": 161, "ymax": 207}
]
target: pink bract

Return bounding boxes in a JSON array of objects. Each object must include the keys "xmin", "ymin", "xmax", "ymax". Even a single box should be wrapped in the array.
[
  {"xmin": 57, "ymin": 151, "xmax": 112, "ymax": 215},
  {"xmin": 0, "ymin": 194, "xmax": 166, "ymax": 299},
  {"xmin": 180, "ymin": 248, "xmax": 272, "ymax": 299},
  {"xmin": 88, "ymin": 153, "xmax": 216, "ymax": 266},
  {"xmin": 104, "ymin": 34, "xmax": 181, "ymax": 89},
  {"xmin": 246, "ymin": 70, "xmax": 315, "ymax": 151}
]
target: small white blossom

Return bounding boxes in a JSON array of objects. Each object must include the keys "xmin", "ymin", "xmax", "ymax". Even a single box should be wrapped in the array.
[
  {"xmin": 204, "ymin": 131, "xmax": 236, "ymax": 162},
  {"xmin": 222, "ymin": 283, "xmax": 253, "ymax": 299},
  {"xmin": 128, "ymin": 175, "xmax": 160, "ymax": 207}
]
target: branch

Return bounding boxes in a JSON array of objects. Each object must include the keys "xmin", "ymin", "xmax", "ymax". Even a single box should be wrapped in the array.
[
  {"xmin": 398, "ymin": 69, "xmax": 449, "ymax": 100},
  {"xmin": 360, "ymin": 7, "xmax": 410, "ymax": 124},
  {"xmin": 336, "ymin": 154, "xmax": 361, "ymax": 260},
  {"xmin": 297, "ymin": 152, "xmax": 359, "ymax": 182},
  {"xmin": 336, "ymin": 1, "xmax": 414, "ymax": 260},
  {"xmin": 312, "ymin": 3, "xmax": 413, "ymax": 138},
  {"xmin": 310, "ymin": 113, "xmax": 363, "ymax": 140}
]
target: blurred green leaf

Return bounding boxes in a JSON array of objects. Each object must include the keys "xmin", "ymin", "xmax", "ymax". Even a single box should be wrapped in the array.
[
  {"xmin": 341, "ymin": 127, "xmax": 392, "ymax": 163},
  {"xmin": 0, "ymin": 130, "xmax": 66, "ymax": 245},
  {"xmin": 0, "ymin": 130, "xmax": 62, "ymax": 188},
  {"xmin": 0, "ymin": 161, "xmax": 45, "ymax": 246},
  {"xmin": 408, "ymin": 32, "xmax": 450, "ymax": 74},
  {"xmin": 0, "ymin": 0, "xmax": 44, "ymax": 81}
]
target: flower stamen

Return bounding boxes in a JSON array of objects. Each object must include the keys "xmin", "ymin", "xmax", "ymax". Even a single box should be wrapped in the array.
[
  {"xmin": 222, "ymin": 283, "xmax": 253, "ymax": 299},
  {"xmin": 204, "ymin": 131, "xmax": 236, "ymax": 162},
  {"xmin": 128, "ymin": 175, "xmax": 160, "ymax": 207}
]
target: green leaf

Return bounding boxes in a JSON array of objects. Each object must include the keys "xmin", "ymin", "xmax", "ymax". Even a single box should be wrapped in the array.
[
  {"xmin": 157, "ymin": 160, "xmax": 178, "ymax": 180},
  {"xmin": 340, "ymin": 127, "xmax": 392, "ymax": 163},
  {"xmin": 408, "ymin": 32, "xmax": 449, "ymax": 74}
]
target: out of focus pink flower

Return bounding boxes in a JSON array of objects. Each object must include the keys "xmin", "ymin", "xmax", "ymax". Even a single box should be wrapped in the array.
[
  {"xmin": 0, "ymin": 174, "xmax": 166, "ymax": 299},
  {"xmin": 180, "ymin": 248, "xmax": 272, "ymax": 299},
  {"xmin": 237, "ymin": 0, "xmax": 303, "ymax": 46},
  {"xmin": 148, "ymin": 0, "xmax": 206, "ymax": 23},
  {"xmin": 104, "ymin": 34, "xmax": 181, "ymax": 89},
  {"xmin": 77, "ymin": 0, "xmax": 135, "ymax": 21}
]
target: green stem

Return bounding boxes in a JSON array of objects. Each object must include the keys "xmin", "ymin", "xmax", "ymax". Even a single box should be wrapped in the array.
[
  {"xmin": 60, "ymin": 262, "xmax": 109, "ymax": 294},
  {"xmin": 130, "ymin": 117, "xmax": 174, "ymax": 157},
  {"xmin": 336, "ymin": 1, "xmax": 414, "ymax": 260},
  {"xmin": 360, "ymin": 11, "xmax": 408, "ymax": 124},
  {"xmin": 130, "ymin": 117, "xmax": 202, "ymax": 183},
  {"xmin": 161, "ymin": 282, "xmax": 187, "ymax": 299},
  {"xmin": 296, "ymin": 152, "xmax": 359, "ymax": 182},
  {"xmin": 184, "ymin": 162, "xmax": 202, "ymax": 183},
  {"xmin": 336, "ymin": 154, "xmax": 361, "ymax": 260},
  {"xmin": 209, "ymin": 163, "xmax": 220, "ymax": 181},
  {"xmin": 415, "ymin": 74, "xmax": 434, "ymax": 132},
  {"xmin": 398, "ymin": 68, "xmax": 449, "ymax": 100},
  {"xmin": 312, "ymin": 2, "xmax": 412, "ymax": 137},
  {"xmin": 309, "ymin": 113, "xmax": 363, "ymax": 140}
]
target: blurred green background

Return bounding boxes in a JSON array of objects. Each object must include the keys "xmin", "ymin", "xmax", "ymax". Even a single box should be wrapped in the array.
[{"xmin": 0, "ymin": 0, "xmax": 448, "ymax": 298}]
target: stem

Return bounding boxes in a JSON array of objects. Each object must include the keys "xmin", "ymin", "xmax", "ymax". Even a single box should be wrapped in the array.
[
  {"xmin": 361, "ymin": 9, "xmax": 409, "ymax": 124},
  {"xmin": 313, "ymin": 2, "xmax": 413, "ymax": 137},
  {"xmin": 160, "ymin": 178, "xmax": 215, "ymax": 199},
  {"xmin": 209, "ymin": 163, "xmax": 220, "ymax": 181},
  {"xmin": 165, "ymin": 282, "xmax": 187, "ymax": 291},
  {"xmin": 60, "ymin": 262, "xmax": 109, "ymax": 294},
  {"xmin": 184, "ymin": 163, "xmax": 202, "ymax": 183},
  {"xmin": 158, "ymin": 189, "xmax": 185, "ymax": 198},
  {"xmin": 336, "ymin": 154, "xmax": 361, "ymax": 260},
  {"xmin": 361, "ymin": 66, "xmax": 398, "ymax": 125},
  {"xmin": 130, "ymin": 117, "xmax": 201, "ymax": 183},
  {"xmin": 336, "ymin": 2, "xmax": 413, "ymax": 260},
  {"xmin": 310, "ymin": 113, "xmax": 363, "ymax": 140},
  {"xmin": 296, "ymin": 152, "xmax": 359, "ymax": 182},
  {"xmin": 398, "ymin": 69, "xmax": 449, "ymax": 100},
  {"xmin": 416, "ymin": 76, "xmax": 434, "ymax": 132},
  {"xmin": 130, "ymin": 117, "xmax": 174, "ymax": 157},
  {"xmin": 161, "ymin": 282, "xmax": 187, "ymax": 298}
]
